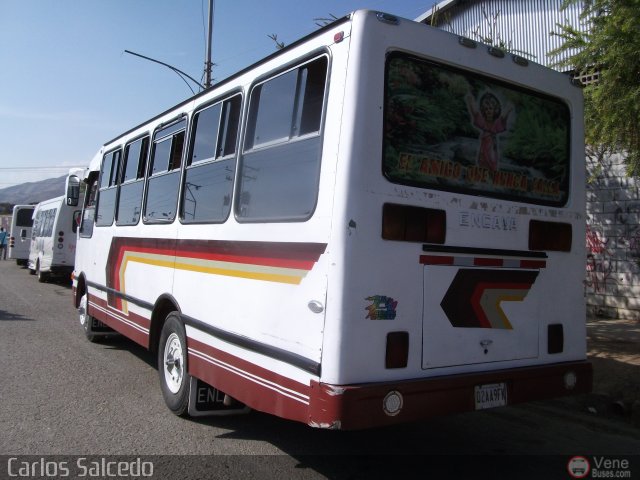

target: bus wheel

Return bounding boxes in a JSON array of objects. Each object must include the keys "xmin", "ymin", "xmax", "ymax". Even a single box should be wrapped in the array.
[
  {"xmin": 36, "ymin": 261, "xmax": 47, "ymax": 283},
  {"xmin": 158, "ymin": 313, "xmax": 190, "ymax": 416},
  {"xmin": 78, "ymin": 293, "xmax": 98, "ymax": 342}
]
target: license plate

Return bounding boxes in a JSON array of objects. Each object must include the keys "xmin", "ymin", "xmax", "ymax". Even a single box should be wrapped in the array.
[
  {"xmin": 91, "ymin": 318, "xmax": 111, "ymax": 332},
  {"xmin": 188, "ymin": 378, "xmax": 250, "ymax": 416},
  {"xmin": 474, "ymin": 382, "xmax": 508, "ymax": 410},
  {"xmin": 193, "ymin": 379, "xmax": 228, "ymax": 411}
]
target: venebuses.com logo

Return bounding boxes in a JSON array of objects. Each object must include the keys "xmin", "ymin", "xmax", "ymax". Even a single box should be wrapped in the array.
[
  {"xmin": 568, "ymin": 457, "xmax": 590, "ymax": 478},
  {"xmin": 568, "ymin": 456, "xmax": 632, "ymax": 479}
]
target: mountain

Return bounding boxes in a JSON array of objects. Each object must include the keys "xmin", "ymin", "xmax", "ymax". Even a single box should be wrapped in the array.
[{"xmin": 0, "ymin": 175, "xmax": 67, "ymax": 205}]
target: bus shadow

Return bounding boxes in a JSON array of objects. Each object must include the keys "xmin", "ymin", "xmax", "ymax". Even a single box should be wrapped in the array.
[
  {"xmin": 0, "ymin": 308, "xmax": 35, "ymax": 321},
  {"xmin": 189, "ymin": 411, "xmax": 537, "ymax": 478},
  {"xmin": 41, "ymin": 277, "xmax": 73, "ymax": 288},
  {"xmin": 96, "ymin": 335, "xmax": 157, "ymax": 369}
]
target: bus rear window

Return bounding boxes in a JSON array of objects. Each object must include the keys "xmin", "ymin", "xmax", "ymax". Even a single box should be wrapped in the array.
[
  {"xmin": 383, "ymin": 54, "xmax": 570, "ymax": 206},
  {"xmin": 16, "ymin": 209, "xmax": 34, "ymax": 227}
]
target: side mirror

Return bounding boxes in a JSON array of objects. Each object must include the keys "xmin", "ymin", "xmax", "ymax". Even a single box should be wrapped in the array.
[{"xmin": 66, "ymin": 175, "xmax": 80, "ymax": 207}]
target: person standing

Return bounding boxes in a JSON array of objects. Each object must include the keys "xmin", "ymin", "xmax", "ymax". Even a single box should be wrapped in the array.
[{"xmin": 0, "ymin": 227, "xmax": 7, "ymax": 260}]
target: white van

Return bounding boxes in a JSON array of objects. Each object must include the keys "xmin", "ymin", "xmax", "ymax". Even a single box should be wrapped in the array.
[
  {"xmin": 8, "ymin": 204, "xmax": 35, "ymax": 266},
  {"xmin": 29, "ymin": 196, "xmax": 81, "ymax": 282}
]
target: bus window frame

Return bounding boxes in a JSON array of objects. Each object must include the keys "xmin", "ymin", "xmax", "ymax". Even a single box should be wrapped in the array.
[
  {"xmin": 235, "ymin": 52, "xmax": 330, "ymax": 224},
  {"xmin": 143, "ymin": 117, "xmax": 187, "ymax": 224},
  {"xmin": 96, "ymin": 148, "xmax": 122, "ymax": 227},
  {"xmin": 116, "ymin": 134, "xmax": 150, "ymax": 227},
  {"xmin": 179, "ymin": 91, "xmax": 242, "ymax": 225}
]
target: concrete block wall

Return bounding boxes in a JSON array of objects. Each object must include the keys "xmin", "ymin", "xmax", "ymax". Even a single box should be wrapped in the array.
[{"xmin": 585, "ymin": 152, "xmax": 640, "ymax": 320}]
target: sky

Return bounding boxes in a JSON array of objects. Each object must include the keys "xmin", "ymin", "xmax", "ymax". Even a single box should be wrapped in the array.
[{"xmin": 0, "ymin": 0, "xmax": 432, "ymax": 189}]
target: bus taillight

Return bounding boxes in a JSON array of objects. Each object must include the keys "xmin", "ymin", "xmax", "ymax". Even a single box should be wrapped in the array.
[
  {"xmin": 528, "ymin": 220, "xmax": 572, "ymax": 252},
  {"xmin": 382, "ymin": 203, "xmax": 446, "ymax": 244}
]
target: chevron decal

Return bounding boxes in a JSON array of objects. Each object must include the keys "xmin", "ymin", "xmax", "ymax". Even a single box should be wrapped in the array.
[{"xmin": 440, "ymin": 269, "xmax": 539, "ymax": 329}]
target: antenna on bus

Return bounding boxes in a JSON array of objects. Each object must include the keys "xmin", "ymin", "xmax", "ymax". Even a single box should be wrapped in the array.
[{"xmin": 204, "ymin": 0, "xmax": 214, "ymax": 89}]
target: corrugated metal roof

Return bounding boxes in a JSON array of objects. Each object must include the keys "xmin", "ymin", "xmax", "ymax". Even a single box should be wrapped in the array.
[{"xmin": 416, "ymin": 0, "xmax": 588, "ymax": 70}]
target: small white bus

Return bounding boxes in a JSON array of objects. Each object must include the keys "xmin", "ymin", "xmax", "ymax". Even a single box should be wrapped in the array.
[
  {"xmin": 8, "ymin": 204, "xmax": 35, "ymax": 266},
  {"xmin": 29, "ymin": 195, "xmax": 81, "ymax": 282},
  {"xmin": 70, "ymin": 10, "xmax": 591, "ymax": 430}
]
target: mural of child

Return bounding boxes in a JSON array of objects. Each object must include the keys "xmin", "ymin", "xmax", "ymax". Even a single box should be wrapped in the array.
[{"xmin": 466, "ymin": 92, "xmax": 513, "ymax": 171}]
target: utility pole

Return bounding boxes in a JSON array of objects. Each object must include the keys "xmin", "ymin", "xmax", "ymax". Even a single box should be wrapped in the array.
[
  {"xmin": 125, "ymin": 2, "xmax": 214, "ymax": 94},
  {"xmin": 204, "ymin": 0, "xmax": 214, "ymax": 89}
]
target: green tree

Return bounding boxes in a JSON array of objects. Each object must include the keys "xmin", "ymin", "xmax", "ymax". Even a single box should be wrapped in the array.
[{"xmin": 550, "ymin": 0, "xmax": 640, "ymax": 175}]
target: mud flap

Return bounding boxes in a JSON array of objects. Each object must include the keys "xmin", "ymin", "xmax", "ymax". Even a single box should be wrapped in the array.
[{"xmin": 187, "ymin": 377, "xmax": 251, "ymax": 417}]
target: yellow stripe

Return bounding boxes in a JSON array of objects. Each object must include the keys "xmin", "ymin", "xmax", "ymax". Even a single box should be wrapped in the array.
[
  {"xmin": 492, "ymin": 292, "xmax": 528, "ymax": 329},
  {"xmin": 174, "ymin": 256, "xmax": 308, "ymax": 279},
  {"xmin": 128, "ymin": 255, "xmax": 176, "ymax": 269},
  {"xmin": 174, "ymin": 260, "xmax": 302, "ymax": 284}
]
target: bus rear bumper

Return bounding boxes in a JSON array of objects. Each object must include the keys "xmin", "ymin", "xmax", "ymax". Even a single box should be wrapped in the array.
[{"xmin": 309, "ymin": 361, "xmax": 592, "ymax": 430}]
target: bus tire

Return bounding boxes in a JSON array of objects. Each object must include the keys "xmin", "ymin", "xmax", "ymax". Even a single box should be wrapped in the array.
[
  {"xmin": 36, "ymin": 261, "xmax": 48, "ymax": 283},
  {"xmin": 158, "ymin": 313, "xmax": 190, "ymax": 416},
  {"xmin": 78, "ymin": 293, "xmax": 98, "ymax": 343}
]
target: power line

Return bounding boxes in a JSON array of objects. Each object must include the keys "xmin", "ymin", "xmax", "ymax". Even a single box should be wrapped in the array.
[{"xmin": 124, "ymin": 50, "xmax": 204, "ymax": 94}]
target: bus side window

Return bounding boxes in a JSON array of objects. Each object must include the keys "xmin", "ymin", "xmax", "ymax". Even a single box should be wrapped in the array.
[
  {"xmin": 238, "ymin": 55, "xmax": 328, "ymax": 222},
  {"xmin": 182, "ymin": 94, "xmax": 241, "ymax": 223},
  {"xmin": 96, "ymin": 149, "xmax": 121, "ymax": 227},
  {"xmin": 80, "ymin": 178, "xmax": 98, "ymax": 238},
  {"xmin": 117, "ymin": 136, "xmax": 149, "ymax": 226},
  {"xmin": 144, "ymin": 119, "xmax": 186, "ymax": 223},
  {"xmin": 33, "ymin": 212, "xmax": 42, "ymax": 238},
  {"xmin": 43, "ymin": 209, "xmax": 56, "ymax": 237}
]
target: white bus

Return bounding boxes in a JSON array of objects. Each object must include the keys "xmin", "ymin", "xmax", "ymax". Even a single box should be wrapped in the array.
[
  {"xmin": 29, "ymin": 195, "xmax": 81, "ymax": 282},
  {"xmin": 9, "ymin": 204, "xmax": 35, "ymax": 266},
  {"xmin": 69, "ymin": 10, "xmax": 591, "ymax": 430}
]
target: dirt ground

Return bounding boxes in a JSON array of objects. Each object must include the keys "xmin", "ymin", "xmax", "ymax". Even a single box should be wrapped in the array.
[{"xmin": 575, "ymin": 317, "xmax": 640, "ymax": 427}]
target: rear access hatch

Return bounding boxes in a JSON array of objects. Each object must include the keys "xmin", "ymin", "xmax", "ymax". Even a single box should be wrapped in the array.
[{"xmin": 422, "ymin": 251, "xmax": 546, "ymax": 370}]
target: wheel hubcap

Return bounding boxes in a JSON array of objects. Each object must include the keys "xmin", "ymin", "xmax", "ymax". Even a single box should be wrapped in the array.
[
  {"xmin": 78, "ymin": 295, "xmax": 87, "ymax": 326},
  {"xmin": 164, "ymin": 333, "xmax": 184, "ymax": 394}
]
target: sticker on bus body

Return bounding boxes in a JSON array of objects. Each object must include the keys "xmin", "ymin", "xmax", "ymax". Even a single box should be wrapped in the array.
[{"xmin": 365, "ymin": 295, "xmax": 398, "ymax": 320}]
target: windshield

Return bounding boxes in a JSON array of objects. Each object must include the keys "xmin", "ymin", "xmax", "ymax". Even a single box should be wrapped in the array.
[{"xmin": 383, "ymin": 53, "xmax": 571, "ymax": 206}]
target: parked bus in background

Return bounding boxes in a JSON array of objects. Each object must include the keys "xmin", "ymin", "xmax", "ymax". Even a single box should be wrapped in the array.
[
  {"xmin": 29, "ymin": 195, "xmax": 81, "ymax": 283},
  {"xmin": 68, "ymin": 10, "xmax": 591, "ymax": 430},
  {"xmin": 8, "ymin": 204, "xmax": 35, "ymax": 266}
]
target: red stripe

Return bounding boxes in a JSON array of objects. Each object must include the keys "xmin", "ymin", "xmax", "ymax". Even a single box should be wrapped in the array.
[
  {"xmin": 470, "ymin": 283, "xmax": 493, "ymax": 328},
  {"xmin": 187, "ymin": 338, "xmax": 310, "ymax": 424},
  {"xmin": 173, "ymin": 249, "xmax": 316, "ymax": 270},
  {"xmin": 420, "ymin": 255, "xmax": 454, "ymax": 265},
  {"xmin": 421, "ymin": 255, "xmax": 548, "ymax": 270},
  {"xmin": 88, "ymin": 294, "xmax": 150, "ymax": 347},
  {"xmin": 473, "ymin": 257, "xmax": 503, "ymax": 267},
  {"xmin": 520, "ymin": 260, "xmax": 547, "ymax": 269},
  {"xmin": 470, "ymin": 281, "xmax": 535, "ymax": 328}
]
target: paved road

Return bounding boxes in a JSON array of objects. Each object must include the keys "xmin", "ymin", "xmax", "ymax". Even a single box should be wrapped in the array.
[{"xmin": 1, "ymin": 260, "xmax": 639, "ymax": 479}]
